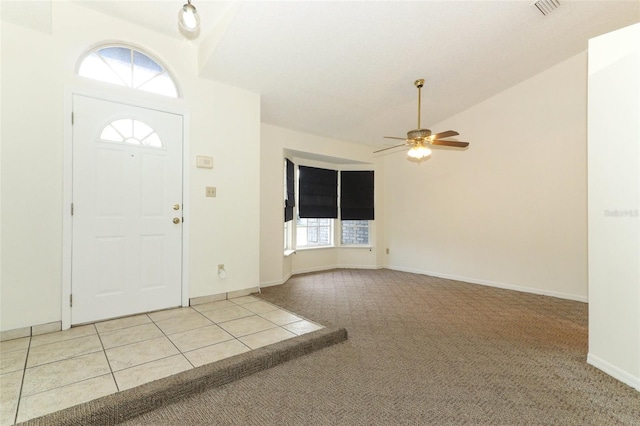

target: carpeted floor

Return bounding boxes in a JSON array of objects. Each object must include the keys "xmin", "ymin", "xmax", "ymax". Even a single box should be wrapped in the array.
[{"xmin": 32, "ymin": 269, "xmax": 640, "ymax": 425}]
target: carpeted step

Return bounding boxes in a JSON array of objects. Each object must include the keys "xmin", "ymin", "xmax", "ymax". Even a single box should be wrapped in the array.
[{"xmin": 22, "ymin": 326, "xmax": 347, "ymax": 426}]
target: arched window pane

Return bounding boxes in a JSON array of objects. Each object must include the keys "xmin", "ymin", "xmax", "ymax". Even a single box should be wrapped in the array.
[
  {"xmin": 133, "ymin": 51, "xmax": 162, "ymax": 73},
  {"xmin": 133, "ymin": 120, "xmax": 154, "ymax": 141},
  {"xmin": 138, "ymin": 74, "xmax": 179, "ymax": 98},
  {"xmin": 78, "ymin": 45, "xmax": 179, "ymax": 98},
  {"xmin": 79, "ymin": 53, "xmax": 123, "ymax": 86},
  {"xmin": 100, "ymin": 125, "xmax": 123, "ymax": 142},
  {"xmin": 111, "ymin": 119, "xmax": 133, "ymax": 138},
  {"xmin": 99, "ymin": 118, "xmax": 163, "ymax": 149}
]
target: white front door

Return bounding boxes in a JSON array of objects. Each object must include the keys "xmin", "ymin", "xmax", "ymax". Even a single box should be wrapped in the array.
[{"xmin": 71, "ymin": 95, "xmax": 183, "ymax": 324}]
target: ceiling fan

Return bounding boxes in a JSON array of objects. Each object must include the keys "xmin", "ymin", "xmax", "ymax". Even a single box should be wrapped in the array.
[{"xmin": 375, "ymin": 79, "xmax": 469, "ymax": 159}]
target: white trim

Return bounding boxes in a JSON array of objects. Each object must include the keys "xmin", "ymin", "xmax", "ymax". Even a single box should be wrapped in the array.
[
  {"xmin": 62, "ymin": 86, "xmax": 190, "ymax": 330},
  {"xmin": 386, "ymin": 265, "xmax": 588, "ymax": 303},
  {"xmin": 260, "ymin": 272, "xmax": 293, "ymax": 288},
  {"xmin": 587, "ymin": 353, "xmax": 640, "ymax": 391},
  {"xmin": 291, "ymin": 264, "xmax": 381, "ymax": 276}
]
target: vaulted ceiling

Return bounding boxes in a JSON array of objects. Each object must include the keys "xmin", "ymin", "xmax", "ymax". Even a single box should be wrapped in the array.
[{"xmin": 6, "ymin": 1, "xmax": 640, "ymax": 148}]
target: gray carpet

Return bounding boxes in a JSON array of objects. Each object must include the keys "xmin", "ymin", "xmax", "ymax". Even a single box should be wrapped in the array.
[{"xmin": 28, "ymin": 269, "xmax": 640, "ymax": 425}]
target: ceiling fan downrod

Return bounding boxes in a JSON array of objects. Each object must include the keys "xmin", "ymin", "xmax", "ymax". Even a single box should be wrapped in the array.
[{"xmin": 415, "ymin": 79, "xmax": 424, "ymax": 129}]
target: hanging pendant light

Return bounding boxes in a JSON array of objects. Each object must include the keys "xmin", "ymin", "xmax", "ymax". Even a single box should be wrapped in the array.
[{"xmin": 178, "ymin": 0, "xmax": 200, "ymax": 33}]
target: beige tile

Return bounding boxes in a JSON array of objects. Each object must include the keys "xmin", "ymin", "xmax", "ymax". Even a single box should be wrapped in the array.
[
  {"xmin": 283, "ymin": 320, "xmax": 324, "ymax": 335},
  {"xmin": 218, "ymin": 316, "xmax": 277, "ymax": 337},
  {"xmin": 16, "ymin": 374, "xmax": 117, "ymax": 424},
  {"xmin": 106, "ymin": 336, "xmax": 179, "ymax": 372},
  {"xmin": 32, "ymin": 321, "xmax": 62, "ymax": 336},
  {"xmin": 22, "ymin": 351, "xmax": 111, "ymax": 397},
  {"xmin": 259, "ymin": 309, "xmax": 303, "ymax": 326},
  {"xmin": 99, "ymin": 323, "xmax": 163, "ymax": 350},
  {"xmin": 0, "ymin": 337, "xmax": 30, "ymax": 354},
  {"xmin": 168, "ymin": 325, "xmax": 234, "ymax": 353},
  {"xmin": 242, "ymin": 301, "xmax": 279, "ymax": 314},
  {"xmin": 147, "ymin": 307, "xmax": 195, "ymax": 322},
  {"xmin": 184, "ymin": 340, "xmax": 250, "ymax": 367},
  {"xmin": 95, "ymin": 314, "xmax": 151, "ymax": 333},
  {"xmin": 0, "ymin": 348, "xmax": 27, "ymax": 374},
  {"xmin": 114, "ymin": 355, "xmax": 192, "ymax": 391},
  {"xmin": 0, "ymin": 327, "xmax": 30, "ymax": 342},
  {"xmin": 201, "ymin": 305, "xmax": 253, "ymax": 323},
  {"xmin": 154, "ymin": 312, "xmax": 213, "ymax": 335},
  {"xmin": 239, "ymin": 327, "xmax": 296, "ymax": 349},
  {"xmin": 0, "ymin": 370, "xmax": 23, "ymax": 426},
  {"xmin": 191, "ymin": 300, "xmax": 236, "ymax": 314},
  {"xmin": 30, "ymin": 325, "xmax": 96, "ymax": 348},
  {"xmin": 27, "ymin": 334, "xmax": 103, "ymax": 368},
  {"xmin": 228, "ymin": 295, "xmax": 260, "ymax": 305}
]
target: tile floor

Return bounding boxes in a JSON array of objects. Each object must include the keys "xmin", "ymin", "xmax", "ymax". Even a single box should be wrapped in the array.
[{"xmin": 0, "ymin": 295, "xmax": 323, "ymax": 425}]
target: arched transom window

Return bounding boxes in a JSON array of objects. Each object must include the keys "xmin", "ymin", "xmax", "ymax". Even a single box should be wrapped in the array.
[
  {"xmin": 78, "ymin": 45, "xmax": 179, "ymax": 98},
  {"xmin": 100, "ymin": 118, "xmax": 163, "ymax": 148}
]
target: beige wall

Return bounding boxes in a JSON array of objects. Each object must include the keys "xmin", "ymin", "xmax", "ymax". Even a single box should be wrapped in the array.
[
  {"xmin": 587, "ymin": 23, "xmax": 640, "ymax": 391},
  {"xmin": 382, "ymin": 52, "xmax": 589, "ymax": 301},
  {"xmin": 259, "ymin": 124, "xmax": 383, "ymax": 287},
  {"xmin": 1, "ymin": 2, "xmax": 260, "ymax": 331}
]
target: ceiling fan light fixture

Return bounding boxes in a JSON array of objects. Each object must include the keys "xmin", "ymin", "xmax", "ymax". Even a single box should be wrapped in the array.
[
  {"xmin": 407, "ymin": 143, "xmax": 431, "ymax": 159},
  {"xmin": 178, "ymin": 0, "xmax": 200, "ymax": 32}
]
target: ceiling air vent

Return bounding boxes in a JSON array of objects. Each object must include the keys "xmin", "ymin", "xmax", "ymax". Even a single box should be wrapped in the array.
[{"xmin": 532, "ymin": 0, "xmax": 560, "ymax": 16}]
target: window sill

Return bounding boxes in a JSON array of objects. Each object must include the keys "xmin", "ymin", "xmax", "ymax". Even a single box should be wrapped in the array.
[
  {"xmin": 295, "ymin": 245, "xmax": 335, "ymax": 251},
  {"xmin": 339, "ymin": 245, "xmax": 373, "ymax": 250},
  {"xmin": 284, "ymin": 249, "xmax": 296, "ymax": 257}
]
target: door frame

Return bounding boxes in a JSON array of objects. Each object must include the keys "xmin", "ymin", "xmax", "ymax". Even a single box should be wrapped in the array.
[{"xmin": 62, "ymin": 87, "xmax": 190, "ymax": 329}]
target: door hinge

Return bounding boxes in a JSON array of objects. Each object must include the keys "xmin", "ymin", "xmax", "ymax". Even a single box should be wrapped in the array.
[
  {"xmin": 70, "ymin": 294, "xmax": 73, "ymax": 307},
  {"xmin": 71, "ymin": 203, "xmax": 74, "ymax": 216},
  {"xmin": 71, "ymin": 112, "xmax": 74, "ymax": 125}
]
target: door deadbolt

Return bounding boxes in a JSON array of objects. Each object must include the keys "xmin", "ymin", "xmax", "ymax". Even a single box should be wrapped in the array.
[
  {"xmin": 173, "ymin": 204, "xmax": 180, "ymax": 211},
  {"xmin": 173, "ymin": 217, "xmax": 181, "ymax": 224}
]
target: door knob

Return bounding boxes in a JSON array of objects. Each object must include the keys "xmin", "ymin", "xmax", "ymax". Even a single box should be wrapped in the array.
[
  {"xmin": 173, "ymin": 217, "xmax": 181, "ymax": 224},
  {"xmin": 173, "ymin": 204, "xmax": 180, "ymax": 210}
]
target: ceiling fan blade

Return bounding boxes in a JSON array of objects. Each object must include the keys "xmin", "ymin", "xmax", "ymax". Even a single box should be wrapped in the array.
[
  {"xmin": 374, "ymin": 143, "xmax": 408, "ymax": 153},
  {"xmin": 384, "ymin": 136, "xmax": 408, "ymax": 141},
  {"xmin": 431, "ymin": 140, "xmax": 469, "ymax": 148},
  {"xmin": 431, "ymin": 130, "xmax": 459, "ymax": 140}
]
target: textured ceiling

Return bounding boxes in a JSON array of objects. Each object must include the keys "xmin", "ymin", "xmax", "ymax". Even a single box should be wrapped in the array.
[{"xmin": 8, "ymin": 1, "xmax": 640, "ymax": 148}]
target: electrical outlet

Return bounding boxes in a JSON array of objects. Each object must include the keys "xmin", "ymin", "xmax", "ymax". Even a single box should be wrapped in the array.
[
  {"xmin": 385, "ymin": 248, "xmax": 390, "ymax": 254},
  {"xmin": 206, "ymin": 186, "xmax": 216, "ymax": 197}
]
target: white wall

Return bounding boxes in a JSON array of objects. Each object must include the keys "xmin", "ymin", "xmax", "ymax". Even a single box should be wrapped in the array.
[
  {"xmin": 259, "ymin": 124, "xmax": 383, "ymax": 286},
  {"xmin": 0, "ymin": 2, "xmax": 260, "ymax": 331},
  {"xmin": 587, "ymin": 23, "xmax": 640, "ymax": 391},
  {"xmin": 383, "ymin": 52, "xmax": 589, "ymax": 301}
]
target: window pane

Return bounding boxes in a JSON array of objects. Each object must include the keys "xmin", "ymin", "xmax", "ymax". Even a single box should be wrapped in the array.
[
  {"xmin": 99, "ymin": 48, "xmax": 132, "ymax": 87},
  {"xmin": 79, "ymin": 53, "xmax": 124, "ymax": 86},
  {"xmin": 133, "ymin": 50, "xmax": 163, "ymax": 73},
  {"xmin": 341, "ymin": 220, "xmax": 369, "ymax": 245},
  {"xmin": 137, "ymin": 73, "xmax": 178, "ymax": 97},
  {"xmin": 100, "ymin": 125, "xmax": 123, "ymax": 142}
]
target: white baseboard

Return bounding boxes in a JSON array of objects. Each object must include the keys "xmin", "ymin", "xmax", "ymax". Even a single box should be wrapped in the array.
[
  {"xmin": 587, "ymin": 353, "xmax": 640, "ymax": 391},
  {"xmin": 385, "ymin": 265, "xmax": 588, "ymax": 303},
  {"xmin": 292, "ymin": 264, "xmax": 380, "ymax": 276},
  {"xmin": 260, "ymin": 272, "xmax": 293, "ymax": 288}
]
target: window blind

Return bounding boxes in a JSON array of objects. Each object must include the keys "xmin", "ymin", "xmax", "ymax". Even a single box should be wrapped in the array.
[
  {"xmin": 340, "ymin": 171, "xmax": 374, "ymax": 220},
  {"xmin": 298, "ymin": 166, "xmax": 338, "ymax": 219},
  {"xmin": 284, "ymin": 159, "xmax": 295, "ymax": 222}
]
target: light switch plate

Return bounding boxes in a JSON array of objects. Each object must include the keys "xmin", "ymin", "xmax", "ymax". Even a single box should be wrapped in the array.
[
  {"xmin": 196, "ymin": 156, "xmax": 213, "ymax": 169},
  {"xmin": 206, "ymin": 186, "xmax": 216, "ymax": 197}
]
